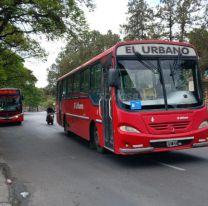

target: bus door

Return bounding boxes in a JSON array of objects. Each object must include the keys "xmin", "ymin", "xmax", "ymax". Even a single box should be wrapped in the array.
[{"xmin": 100, "ymin": 62, "xmax": 114, "ymax": 150}]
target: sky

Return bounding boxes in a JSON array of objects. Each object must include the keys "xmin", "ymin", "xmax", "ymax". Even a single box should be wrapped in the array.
[{"xmin": 24, "ymin": 0, "xmax": 160, "ymax": 88}]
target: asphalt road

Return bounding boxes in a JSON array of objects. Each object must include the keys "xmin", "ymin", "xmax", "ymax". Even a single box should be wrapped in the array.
[{"xmin": 0, "ymin": 112, "xmax": 208, "ymax": 206}]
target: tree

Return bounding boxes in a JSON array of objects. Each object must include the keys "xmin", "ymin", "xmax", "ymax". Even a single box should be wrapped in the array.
[
  {"xmin": 46, "ymin": 64, "xmax": 59, "ymax": 96},
  {"xmin": 176, "ymin": 0, "xmax": 202, "ymax": 42},
  {"xmin": 40, "ymin": 88, "xmax": 56, "ymax": 109},
  {"xmin": 0, "ymin": 49, "xmax": 36, "ymax": 85},
  {"xmin": 189, "ymin": 27, "xmax": 208, "ymax": 71},
  {"xmin": 46, "ymin": 30, "xmax": 120, "ymax": 93},
  {"xmin": 24, "ymin": 87, "xmax": 45, "ymax": 111},
  {"xmin": 157, "ymin": 0, "xmax": 177, "ymax": 40},
  {"xmin": 120, "ymin": 0, "xmax": 154, "ymax": 40},
  {"xmin": 0, "ymin": 0, "xmax": 94, "ymax": 58},
  {"xmin": 156, "ymin": 0, "xmax": 203, "ymax": 41},
  {"xmin": 56, "ymin": 30, "xmax": 120, "ymax": 76},
  {"xmin": 0, "ymin": 49, "xmax": 46, "ymax": 109},
  {"xmin": 203, "ymin": 3, "xmax": 208, "ymax": 27}
]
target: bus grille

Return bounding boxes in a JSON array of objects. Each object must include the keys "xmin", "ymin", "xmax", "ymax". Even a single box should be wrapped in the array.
[{"xmin": 149, "ymin": 121, "xmax": 190, "ymax": 133}]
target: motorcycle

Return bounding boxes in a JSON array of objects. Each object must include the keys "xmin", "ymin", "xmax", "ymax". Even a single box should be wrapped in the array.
[{"xmin": 46, "ymin": 112, "xmax": 54, "ymax": 125}]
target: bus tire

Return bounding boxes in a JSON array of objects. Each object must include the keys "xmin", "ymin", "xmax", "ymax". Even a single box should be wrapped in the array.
[{"xmin": 93, "ymin": 126, "xmax": 105, "ymax": 153}]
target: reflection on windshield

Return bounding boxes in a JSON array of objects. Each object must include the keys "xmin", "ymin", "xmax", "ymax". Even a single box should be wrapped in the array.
[
  {"xmin": 162, "ymin": 60, "xmax": 198, "ymax": 106},
  {"xmin": 117, "ymin": 59, "xmax": 201, "ymax": 110},
  {"xmin": 0, "ymin": 96, "xmax": 21, "ymax": 112}
]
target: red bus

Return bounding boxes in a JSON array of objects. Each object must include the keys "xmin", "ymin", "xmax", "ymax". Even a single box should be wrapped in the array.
[
  {"xmin": 0, "ymin": 88, "xmax": 24, "ymax": 124},
  {"xmin": 56, "ymin": 40, "xmax": 208, "ymax": 154}
]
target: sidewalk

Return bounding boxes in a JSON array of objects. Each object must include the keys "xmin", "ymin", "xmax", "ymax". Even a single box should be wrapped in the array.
[{"xmin": 0, "ymin": 169, "xmax": 11, "ymax": 206}]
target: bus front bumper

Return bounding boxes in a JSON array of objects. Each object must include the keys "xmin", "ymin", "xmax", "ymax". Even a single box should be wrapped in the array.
[
  {"xmin": 120, "ymin": 147, "xmax": 154, "ymax": 154},
  {"xmin": 193, "ymin": 142, "xmax": 208, "ymax": 148},
  {"xmin": 0, "ymin": 113, "xmax": 24, "ymax": 123},
  {"xmin": 119, "ymin": 142, "xmax": 208, "ymax": 154},
  {"xmin": 117, "ymin": 128, "xmax": 208, "ymax": 154}
]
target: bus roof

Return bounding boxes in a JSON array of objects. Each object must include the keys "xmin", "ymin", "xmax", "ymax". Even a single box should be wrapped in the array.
[{"xmin": 57, "ymin": 40, "xmax": 195, "ymax": 82}]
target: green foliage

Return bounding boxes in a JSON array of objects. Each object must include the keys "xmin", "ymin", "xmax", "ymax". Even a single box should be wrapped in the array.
[
  {"xmin": 189, "ymin": 27, "xmax": 208, "ymax": 71},
  {"xmin": 158, "ymin": 0, "xmax": 203, "ymax": 41},
  {"xmin": 58, "ymin": 30, "xmax": 120, "ymax": 75},
  {"xmin": 40, "ymin": 92, "xmax": 56, "ymax": 109},
  {"xmin": 24, "ymin": 87, "xmax": 44, "ymax": 108},
  {"xmin": 203, "ymin": 4, "xmax": 208, "ymax": 27},
  {"xmin": 0, "ymin": 49, "xmax": 35, "ymax": 85},
  {"xmin": 0, "ymin": 49, "xmax": 44, "ymax": 108},
  {"xmin": 176, "ymin": 0, "xmax": 202, "ymax": 42},
  {"xmin": 46, "ymin": 64, "xmax": 58, "ymax": 96},
  {"xmin": 0, "ymin": 0, "xmax": 94, "ymax": 58},
  {"xmin": 157, "ymin": 0, "xmax": 177, "ymax": 40},
  {"xmin": 46, "ymin": 30, "xmax": 120, "ymax": 94},
  {"xmin": 0, "ymin": 0, "xmax": 95, "ymax": 109},
  {"xmin": 121, "ymin": 0, "xmax": 204, "ymax": 41}
]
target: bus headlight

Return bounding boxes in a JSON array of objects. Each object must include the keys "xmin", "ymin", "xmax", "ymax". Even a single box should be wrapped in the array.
[
  {"xmin": 119, "ymin": 126, "xmax": 140, "ymax": 133},
  {"xmin": 198, "ymin": 121, "xmax": 208, "ymax": 129}
]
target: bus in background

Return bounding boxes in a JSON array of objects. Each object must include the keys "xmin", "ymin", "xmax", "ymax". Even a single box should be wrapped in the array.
[
  {"xmin": 0, "ymin": 88, "xmax": 24, "ymax": 125},
  {"xmin": 56, "ymin": 40, "xmax": 208, "ymax": 155}
]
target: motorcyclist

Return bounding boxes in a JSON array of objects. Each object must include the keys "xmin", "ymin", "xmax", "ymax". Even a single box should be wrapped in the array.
[
  {"xmin": 46, "ymin": 106, "xmax": 55, "ymax": 123},
  {"xmin": 46, "ymin": 106, "xmax": 55, "ymax": 114}
]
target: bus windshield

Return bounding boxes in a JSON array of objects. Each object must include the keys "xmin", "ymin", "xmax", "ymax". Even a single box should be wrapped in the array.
[
  {"xmin": 116, "ymin": 58, "xmax": 202, "ymax": 110},
  {"xmin": 0, "ymin": 96, "xmax": 21, "ymax": 112}
]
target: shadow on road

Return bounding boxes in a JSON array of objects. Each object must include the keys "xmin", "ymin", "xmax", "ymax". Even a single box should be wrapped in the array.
[
  {"xmin": 106, "ymin": 151, "xmax": 207, "ymax": 169},
  {"xmin": 60, "ymin": 131, "xmax": 90, "ymax": 148},
  {"xmin": 0, "ymin": 122, "xmax": 22, "ymax": 127},
  {"xmin": 59, "ymin": 130, "xmax": 208, "ymax": 169}
]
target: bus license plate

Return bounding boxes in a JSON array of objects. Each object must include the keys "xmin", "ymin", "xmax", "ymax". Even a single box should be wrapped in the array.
[{"xmin": 166, "ymin": 140, "xmax": 178, "ymax": 148}]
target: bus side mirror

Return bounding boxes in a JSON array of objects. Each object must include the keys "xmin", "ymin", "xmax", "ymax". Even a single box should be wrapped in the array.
[
  {"xmin": 22, "ymin": 95, "xmax": 24, "ymax": 100},
  {"xmin": 108, "ymin": 69, "xmax": 119, "ymax": 88}
]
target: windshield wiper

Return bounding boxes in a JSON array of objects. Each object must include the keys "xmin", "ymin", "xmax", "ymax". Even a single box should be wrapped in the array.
[
  {"xmin": 134, "ymin": 51, "xmax": 163, "ymax": 85},
  {"xmin": 134, "ymin": 52, "xmax": 169, "ymax": 109},
  {"xmin": 134, "ymin": 52, "xmax": 159, "ymax": 74}
]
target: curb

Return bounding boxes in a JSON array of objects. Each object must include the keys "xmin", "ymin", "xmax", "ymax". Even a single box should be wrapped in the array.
[
  {"xmin": 0, "ymin": 162, "xmax": 30, "ymax": 206},
  {"xmin": 0, "ymin": 169, "xmax": 11, "ymax": 206}
]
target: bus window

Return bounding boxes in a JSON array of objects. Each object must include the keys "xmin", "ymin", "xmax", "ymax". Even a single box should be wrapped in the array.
[
  {"xmin": 73, "ymin": 73, "xmax": 80, "ymax": 96},
  {"xmin": 80, "ymin": 68, "xmax": 90, "ymax": 94},
  {"xmin": 90, "ymin": 64, "xmax": 102, "ymax": 104},
  {"xmin": 58, "ymin": 81, "xmax": 63, "ymax": 101},
  {"xmin": 67, "ymin": 77, "xmax": 73, "ymax": 98},
  {"xmin": 117, "ymin": 63, "xmax": 142, "ymax": 101},
  {"xmin": 63, "ymin": 79, "xmax": 67, "ymax": 98}
]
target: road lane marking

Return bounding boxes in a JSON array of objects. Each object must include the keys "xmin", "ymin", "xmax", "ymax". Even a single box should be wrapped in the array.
[{"xmin": 158, "ymin": 162, "xmax": 186, "ymax": 171}]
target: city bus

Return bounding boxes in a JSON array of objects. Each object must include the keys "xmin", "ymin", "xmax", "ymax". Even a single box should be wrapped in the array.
[
  {"xmin": 56, "ymin": 40, "xmax": 208, "ymax": 154},
  {"xmin": 0, "ymin": 88, "xmax": 24, "ymax": 124}
]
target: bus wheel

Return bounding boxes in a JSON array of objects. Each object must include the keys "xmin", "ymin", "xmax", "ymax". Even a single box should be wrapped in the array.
[{"xmin": 93, "ymin": 126, "xmax": 105, "ymax": 153}]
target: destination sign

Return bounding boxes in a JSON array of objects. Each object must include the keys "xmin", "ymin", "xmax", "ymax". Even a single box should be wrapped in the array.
[
  {"xmin": 0, "ymin": 90, "xmax": 18, "ymax": 94},
  {"xmin": 116, "ymin": 44, "xmax": 196, "ymax": 56}
]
